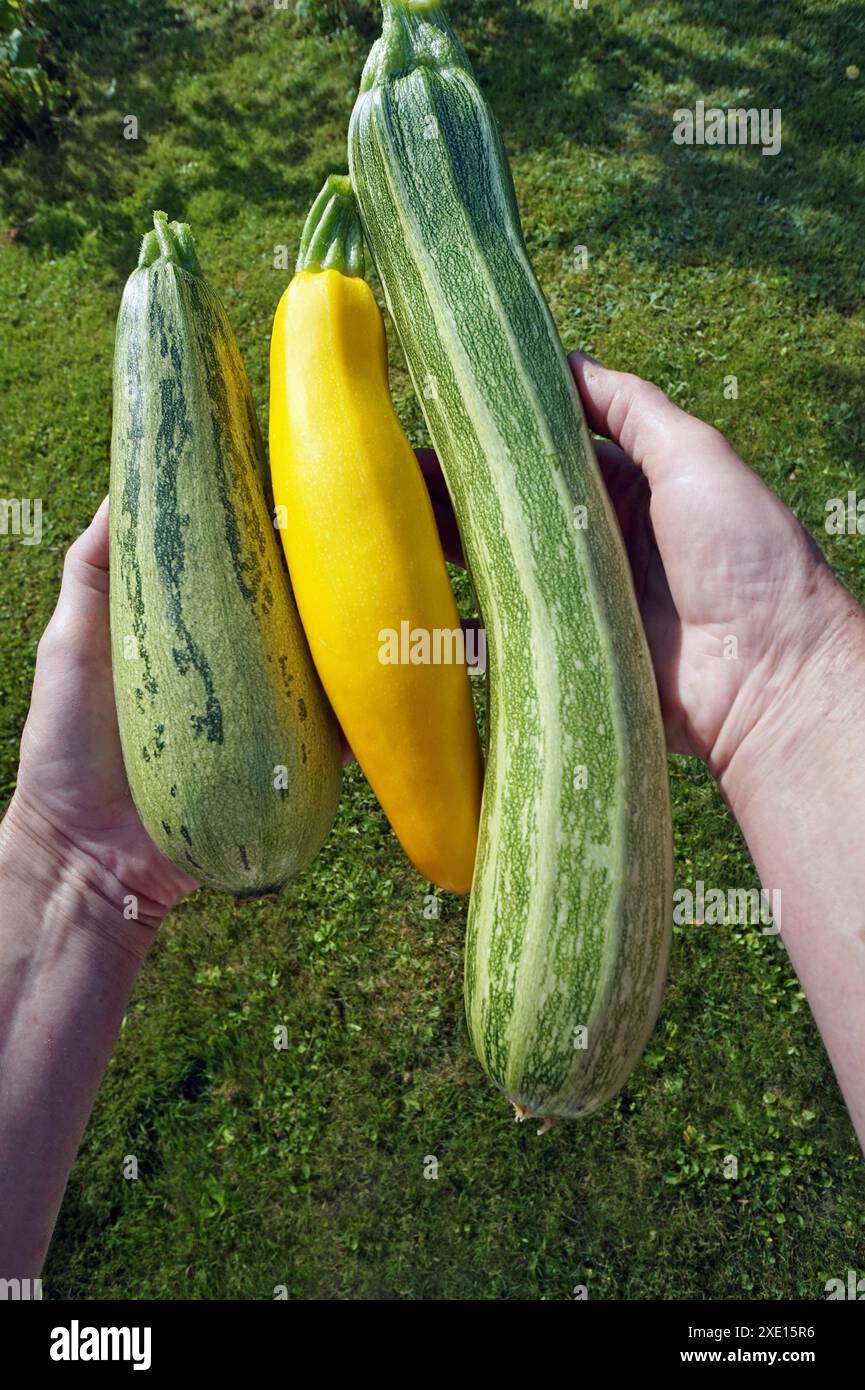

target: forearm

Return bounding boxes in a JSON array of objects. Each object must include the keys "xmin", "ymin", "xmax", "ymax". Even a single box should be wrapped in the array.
[
  {"xmin": 721, "ymin": 585, "xmax": 865, "ymax": 1151},
  {"xmin": 0, "ymin": 802, "xmax": 156, "ymax": 1278}
]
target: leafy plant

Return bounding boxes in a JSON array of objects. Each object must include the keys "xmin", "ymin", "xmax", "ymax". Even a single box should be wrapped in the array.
[
  {"xmin": 0, "ymin": 0, "xmax": 164, "ymax": 145},
  {"xmin": 0, "ymin": 0, "xmax": 67, "ymax": 141}
]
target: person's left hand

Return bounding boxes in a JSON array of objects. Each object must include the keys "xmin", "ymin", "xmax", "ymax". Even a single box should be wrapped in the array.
[{"xmin": 8, "ymin": 498, "xmax": 198, "ymax": 926}]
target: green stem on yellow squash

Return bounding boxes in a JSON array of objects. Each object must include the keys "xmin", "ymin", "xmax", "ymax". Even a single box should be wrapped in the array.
[{"xmin": 296, "ymin": 175, "xmax": 365, "ymax": 279}]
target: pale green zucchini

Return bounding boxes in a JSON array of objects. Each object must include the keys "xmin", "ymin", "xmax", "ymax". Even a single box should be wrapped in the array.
[
  {"xmin": 349, "ymin": 1, "xmax": 672, "ymax": 1119},
  {"xmin": 110, "ymin": 212, "xmax": 341, "ymax": 896}
]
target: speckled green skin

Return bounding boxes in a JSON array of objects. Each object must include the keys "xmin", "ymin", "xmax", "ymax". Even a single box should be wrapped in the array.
[
  {"xmin": 109, "ymin": 217, "xmax": 341, "ymax": 896},
  {"xmin": 350, "ymin": 3, "xmax": 672, "ymax": 1117}
]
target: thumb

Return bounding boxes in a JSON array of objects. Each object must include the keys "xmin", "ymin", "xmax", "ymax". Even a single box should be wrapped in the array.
[
  {"xmin": 66, "ymin": 495, "xmax": 110, "ymax": 575},
  {"xmin": 569, "ymin": 352, "xmax": 740, "ymax": 488},
  {"xmin": 42, "ymin": 497, "xmax": 111, "ymax": 653}
]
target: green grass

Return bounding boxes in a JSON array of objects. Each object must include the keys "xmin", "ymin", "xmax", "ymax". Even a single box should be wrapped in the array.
[{"xmin": 2, "ymin": 0, "xmax": 865, "ymax": 1299}]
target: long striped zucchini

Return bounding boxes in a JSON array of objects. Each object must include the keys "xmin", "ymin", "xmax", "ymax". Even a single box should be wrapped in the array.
[
  {"xmin": 349, "ymin": 0, "xmax": 672, "ymax": 1120},
  {"xmin": 110, "ymin": 213, "xmax": 342, "ymax": 896}
]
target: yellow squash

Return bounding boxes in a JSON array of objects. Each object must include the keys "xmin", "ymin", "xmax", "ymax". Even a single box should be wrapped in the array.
[{"xmin": 269, "ymin": 176, "xmax": 483, "ymax": 894}]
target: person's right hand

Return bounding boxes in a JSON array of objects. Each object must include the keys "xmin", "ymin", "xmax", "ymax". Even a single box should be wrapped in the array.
[
  {"xmin": 6, "ymin": 498, "xmax": 197, "ymax": 939},
  {"xmin": 568, "ymin": 353, "xmax": 857, "ymax": 776}
]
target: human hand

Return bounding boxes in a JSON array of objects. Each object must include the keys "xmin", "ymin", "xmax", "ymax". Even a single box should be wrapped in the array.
[
  {"xmin": 568, "ymin": 354, "xmax": 855, "ymax": 777},
  {"xmin": 6, "ymin": 498, "xmax": 198, "ymax": 930}
]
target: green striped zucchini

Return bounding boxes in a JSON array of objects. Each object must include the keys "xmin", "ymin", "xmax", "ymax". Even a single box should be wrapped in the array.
[
  {"xmin": 349, "ymin": 1, "xmax": 672, "ymax": 1120},
  {"xmin": 110, "ymin": 212, "xmax": 341, "ymax": 896}
]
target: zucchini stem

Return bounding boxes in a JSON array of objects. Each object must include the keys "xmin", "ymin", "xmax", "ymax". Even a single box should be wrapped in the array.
[
  {"xmin": 296, "ymin": 175, "xmax": 365, "ymax": 279},
  {"xmin": 368, "ymin": 0, "xmax": 469, "ymax": 89},
  {"xmin": 382, "ymin": 0, "xmax": 441, "ymax": 35},
  {"xmin": 142, "ymin": 211, "xmax": 202, "ymax": 275}
]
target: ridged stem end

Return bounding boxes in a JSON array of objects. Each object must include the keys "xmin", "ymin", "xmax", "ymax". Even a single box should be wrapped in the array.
[
  {"xmin": 296, "ymin": 175, "xmax": 365, "ymax": 278},
  {"xmin": 361, "ymin": 0, "xmax": 469, "ymax": 92},
  {"xmin": 139, "ymin": 211, "xmax": 202, "ymax": 275},
  {"xmin": 382, "ymin": 0, "xmax": 441, "ymax": 21}
]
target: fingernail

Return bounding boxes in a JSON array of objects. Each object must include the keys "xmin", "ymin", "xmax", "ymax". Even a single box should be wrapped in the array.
[{"xmin": 568, "ymin": 349, "xmax": 600, "ymax": 369}]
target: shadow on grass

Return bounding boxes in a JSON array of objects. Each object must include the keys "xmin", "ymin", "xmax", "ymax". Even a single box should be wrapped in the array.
[
  {"xmin": 1, "ymin": 0, "xmax": 862, "ymax": 308},
  {"xmin": 0, "ymin": 3, "xmax": 364, "ymax": 278},
  {"xmin": 0, "ymin": 0, "xmax": 198, "ymax": 275},
  {"xmin": 471, "ymin": 0, "xmax": 863, "ymax": 309}
]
